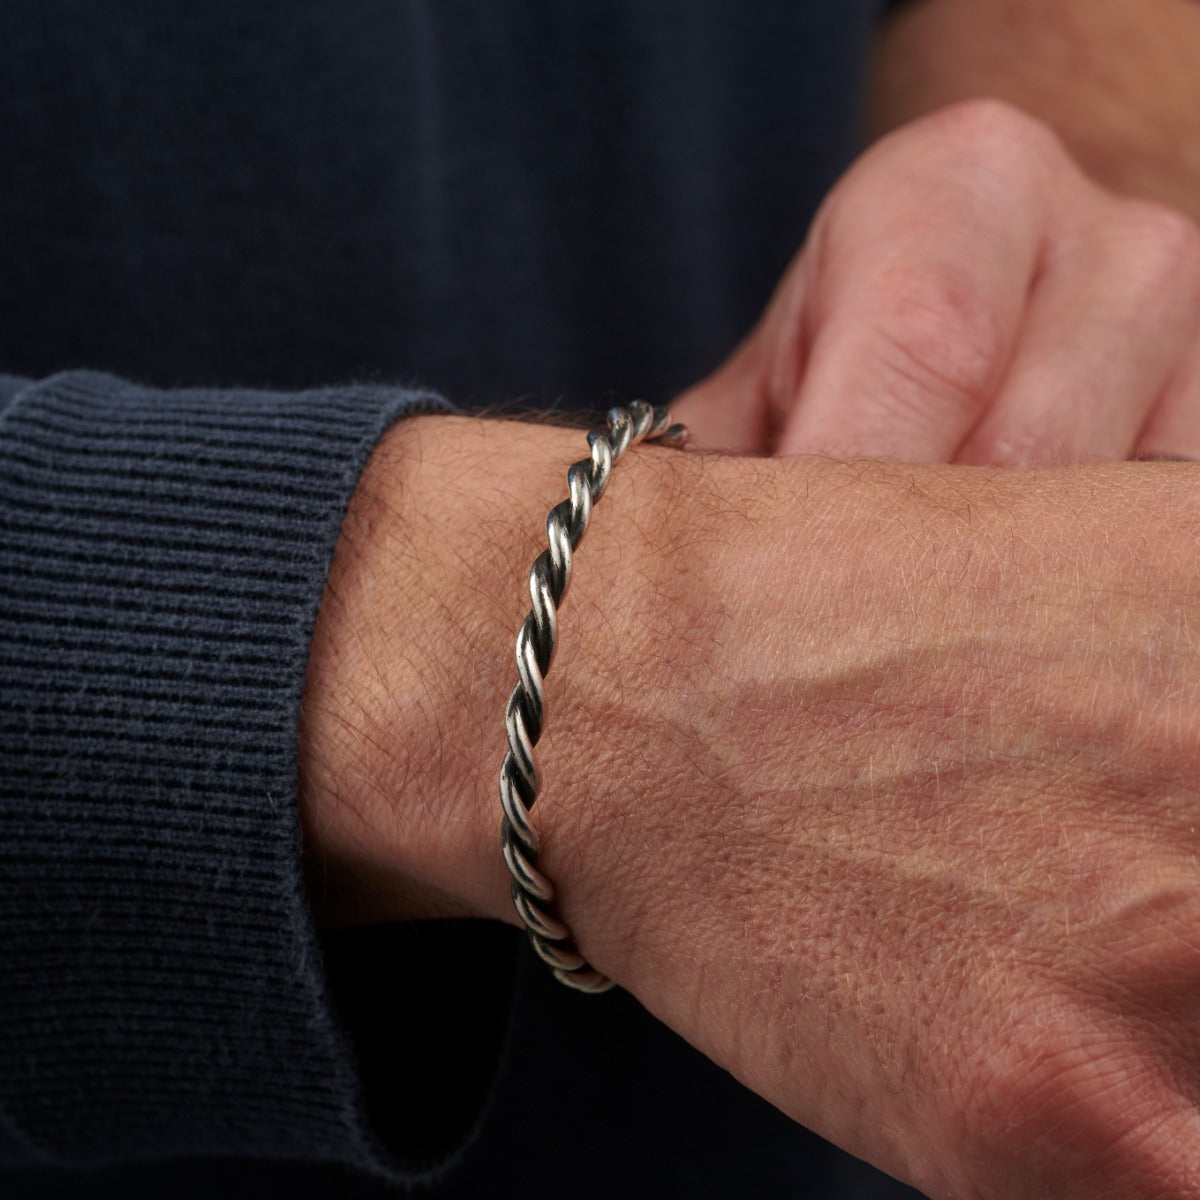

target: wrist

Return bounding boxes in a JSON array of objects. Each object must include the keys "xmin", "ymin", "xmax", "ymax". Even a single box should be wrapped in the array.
[{"xmin": 297, "ymin": 413, "xmax": 710, "ymax": 931}]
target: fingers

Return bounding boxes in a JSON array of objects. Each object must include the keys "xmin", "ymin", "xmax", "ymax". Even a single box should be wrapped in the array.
[
  {"xmin": 957, "ymin": 199, "xmax": 1200, "ymax": 465},
  {"xmin": 770, "ymin": 101, "xmax": 1200, "ymax": 467},
  {"xmin": 775, "ymin": 101, "xmax": 1053, "ymax": 460},
  {"xmin": 686, "ymin": 98, "xmax": 1200, "ymax": 468}
]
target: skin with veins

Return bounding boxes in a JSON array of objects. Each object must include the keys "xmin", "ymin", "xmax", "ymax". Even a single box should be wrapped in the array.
[{"xmin": 302, "ymin": 414, "xmax": 1200, "ymax": 1199}]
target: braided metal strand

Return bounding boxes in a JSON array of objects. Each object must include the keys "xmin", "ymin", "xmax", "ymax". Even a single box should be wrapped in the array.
[{"xmin": 500, "ymin": 401, "xmax": 686, "ymax": 993}]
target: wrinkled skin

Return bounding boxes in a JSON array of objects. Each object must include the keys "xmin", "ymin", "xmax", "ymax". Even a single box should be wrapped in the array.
[{"xmin": 304, "ymin": 415, "xmax": 1200, "ymax": 1199}]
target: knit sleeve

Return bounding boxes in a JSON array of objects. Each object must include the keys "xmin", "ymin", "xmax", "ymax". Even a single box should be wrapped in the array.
[{"xmin": 0, "ymin": 370, "xmax": 513, "ymax": 1181}]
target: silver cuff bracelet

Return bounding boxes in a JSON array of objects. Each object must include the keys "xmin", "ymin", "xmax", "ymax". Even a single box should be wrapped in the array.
[{"xmin": 499, "ymin": 402, "xmax": 686, "ymax": 993}]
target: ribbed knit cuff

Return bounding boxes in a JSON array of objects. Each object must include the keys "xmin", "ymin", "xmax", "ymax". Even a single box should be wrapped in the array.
[{"xmin": 0, "ymin": 371, "xmax": 502, "ymax": 1177}]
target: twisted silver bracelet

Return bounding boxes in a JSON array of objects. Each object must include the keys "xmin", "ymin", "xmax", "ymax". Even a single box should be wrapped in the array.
[{"xmin": 499, "ymin": 401, "xmax": 686, "ymax": 993}]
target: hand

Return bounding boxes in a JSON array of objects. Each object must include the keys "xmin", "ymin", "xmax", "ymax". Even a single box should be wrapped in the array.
[
  {"xmin": 303, "ymin": 414, "xmax": 1200, "ymax": 1197},
  {"xmin": 673, "ymin": 99, "xmax": 1200, "ymax": 465}
]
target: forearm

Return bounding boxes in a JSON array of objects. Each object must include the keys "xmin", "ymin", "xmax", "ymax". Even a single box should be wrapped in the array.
[
  {"xmin": 301, "ymin": 415, "xmax": 1200, "ymax": 1196},
  {"xmin": 870, "ymin": 0, "xmax": 1200, "ymax": 222}
]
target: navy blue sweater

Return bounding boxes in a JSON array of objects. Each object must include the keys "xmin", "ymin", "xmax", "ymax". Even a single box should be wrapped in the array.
[{"xmin": 0, "ymin": 3, "xmax": 923, "ymax": 1195}]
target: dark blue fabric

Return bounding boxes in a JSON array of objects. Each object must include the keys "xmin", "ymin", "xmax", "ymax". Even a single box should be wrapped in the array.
[
  {"xmin": 1, "ymin": 0, "xmax": 885, "ymax": 405},
  {"xmin": 0, "ymin": 2, "xmax": 926, "ymax": 1196},
  {"xmin": 0, "ymin": 374, "xmax": 463, "ymax": 1179}
]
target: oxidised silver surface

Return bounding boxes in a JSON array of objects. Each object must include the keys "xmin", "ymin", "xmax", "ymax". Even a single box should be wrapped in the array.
[{"xmin": 499, "ymin": 402, "xmax": 686, "ymax": 993}]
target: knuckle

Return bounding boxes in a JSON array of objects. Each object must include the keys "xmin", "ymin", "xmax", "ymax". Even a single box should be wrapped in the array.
[
  {"xmin": 1095, "ymin": 198, "xmax": 1200, "ymax": 328},
  {"xmin": 1121, "ymin": 199, "xmax": 1200, "ymax": 287},
  {"xmin": 963, "ymin": 426, "xmax": 1067, "ymax": 468},
  {"xmin": 919, "ymin": 97, "xmax": 1063, "ymax": 168},
  {"xmin": 1127, "ymin": 197, "xmax": 1200, "ymax": 252},
  {"xmin": 873, "ymin": 99, "xmax": 1070, "ymax": 224},
  {"xmin": 868, "ymin": 266, "xmax": 1006, "ymax": 417}
]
